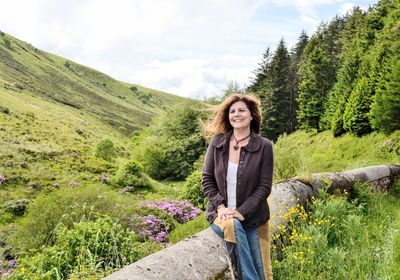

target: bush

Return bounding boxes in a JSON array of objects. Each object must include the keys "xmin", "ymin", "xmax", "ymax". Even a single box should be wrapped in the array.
[
  {"xmin": 10, "ymin": 217, "xmax": 161, "ymax": 279},
  {"xmin": 182, "ymin": 170, "xmax": 207, "ymax": 210},
  {"xmin": 3, "ymin": 39, "xmax": 11, "ymax": 49},
  {"xmin": 111, "ymin": 160, "xmax": 153, "ymax": 191},
  {"xmin": 95, "ymin": 138, "xmax": 117, "ymax": 161},
  {"xmin": 0, "ymin": 106, "xmax": 9, "ymax": 114},
  {"xmin": 142, "ymin": 200, "xmax": 201, "ymax": 224},
  {"xmin": 123, "ymin": 206, "xmax": 177, "ymax": 243},
  {"xmin": 9, "ymin": 185, "xmax": 123, "ymax": 253},
  {"xmin": 4, "ymin": 199, "xmax": 30, "ymax": 216},
  {"xmin": 132, "ymin": 104, "xmax": 206, "ymax": 180}
]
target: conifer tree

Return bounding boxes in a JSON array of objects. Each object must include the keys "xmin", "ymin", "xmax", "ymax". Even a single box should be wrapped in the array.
[
  {"xmin": 342, "ymin": 0, "xmax": 395, "ymax": 136},
  {"xmin": 297, "ymin": 17, "xmax": 345, "ymax": 130},
  {"xmin": 261, "ymin": 39, "xmax": 291, "ymax": 141},
  {"xmin": 288, "ymin": 31, "xmax": 308, "ymax": 132},
  {"xmin": 248, "ymin": 47, "xmax": 272, "ymax": 93},
  {"xmin": 370, "ymin": 55, "xmax": 400, "ymax": 133},
  {"xmin": 324, "ymin": 7, "xmax": 366, "ymax": 135}
]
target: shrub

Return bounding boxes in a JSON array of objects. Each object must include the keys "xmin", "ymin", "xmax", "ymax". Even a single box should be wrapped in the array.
[
  {"xmin": 182, "ymin": 170, "xmax": 207, "ymax": 210},
  {"xmin": 142, "ymin": 200, "xmax": 201, "ymax": 224},
  {"xmin": 3, "ymin": 39, "xmax": 11, "ymax": 49},
  {"xmin": 9, "ymin": 185, "xmax": 123, "ymax": 253},
  {"xmin": 0, "ymin": 105, "xmax": 9, "ymax": 114},
  {"xmin": 132, "ymin": 104, "xmax": 206, "ymax": 180},
  {"xmin": 95, "ymin": 138, "xmax": 117, "ymax": 161},
  {"xmin": 0, "ymin": 259, "xmax": 18, "ymax": 278},
  {"xmin": 4, "ymin": 199, "xmax": 30, "ymax": 216},
  {"xmin": 10, "ymin": 217, "xmax": 161, "ymax": 279},
  {"xmin": 111, "ymin": 160, "xmax": 152, "ymax": 191},
  {"xmin": 137, "ymin": 215, "xmax": 168, "ymax": 242}
]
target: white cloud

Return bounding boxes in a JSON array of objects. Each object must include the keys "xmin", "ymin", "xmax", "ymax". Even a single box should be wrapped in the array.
[{"xmin": 0, "ymin": 0, "xmax": 378, "ymax": 99}]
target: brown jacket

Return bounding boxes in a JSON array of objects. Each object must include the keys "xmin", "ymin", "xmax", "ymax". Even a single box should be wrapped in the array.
[{"xmin": 202, "ymin": 130, "xmax": 274, "ymax": 227}]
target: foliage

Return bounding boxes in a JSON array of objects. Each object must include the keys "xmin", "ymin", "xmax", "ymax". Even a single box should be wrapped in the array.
[
  {"xmin": 9, "ymin": 185, "xmax": 123, "ymax": 253},
  {"xmin": 272, "ymin": 183, "xmax": 399, "ymax": 279},
  {"xmin": 4, "ymin": 199, "xmax": 30, "ymax": 216},
  {"xmin": 168, "ymin": 213, "xmax": 209, "ymax": 244},
  {"xmin": 111, "ymin": 160, "xmax": 153, "ymax": 191},
  {"xmin": 342, "ymin": 76, "xmax": 373, "ymax": 136},
  {"xmin": 131, "ymin": 104, "xmax": 206, "ymax": 180},
  {"xmin": 370, "ymin": 57, "xmax": 400, "ymax": 133},
  {"xmin": 288, "ymin": 31, "xmax": 309, "ymax": 132},
  {"xmin": 273, "ymin": 129, "xmax": 400, "ymax": 180},
  {"xmin": 123, "ymin": 205, "xmax": 177, "ymax": 243},
  {"xmin": 10, "ymin": 217, "xmax": 160, "ymax": 280},
  {"xmin": 297, "ymin": 17, "xmax": 345, "ymax": 131},
  {"xmin": 0, "ymin": 259, "xmax": 18, "ymax": 278},
  {"xmin": 182, "ymin": 170, "xmax": 207, "ymax": 210},
  {"xmin": 95, "ymin": 138, "xmax": 117, "ymax": 161},
  {"xmin": 260, "ymin": 39, "xmax": 291, "ymax": 141},
  {"xmin": 142, "ymin": 200, "xmax": 201, "ymax": 224}
]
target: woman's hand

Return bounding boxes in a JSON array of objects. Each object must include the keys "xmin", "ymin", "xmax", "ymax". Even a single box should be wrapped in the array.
[
  {"xmin": 217, "ymin": 205, "xmax": 235, "ymax": 220},
  {"xmin": 233, "ymin": 209, "xmax": 244, "ymax": 221}
]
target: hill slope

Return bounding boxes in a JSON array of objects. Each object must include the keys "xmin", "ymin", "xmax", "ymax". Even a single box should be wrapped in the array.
[
  {"xmin": 0, "ymin": 32, "xmax": 197, "ymax": 222},
  {"xmin": 0, "ymin": 32, "xmax": 191, "ymax": 135}
]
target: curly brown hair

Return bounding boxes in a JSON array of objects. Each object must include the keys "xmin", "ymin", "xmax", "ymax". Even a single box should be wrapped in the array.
[{"xmin": 203, "ymin": 94, "xmax": 262, "ymax": 136}]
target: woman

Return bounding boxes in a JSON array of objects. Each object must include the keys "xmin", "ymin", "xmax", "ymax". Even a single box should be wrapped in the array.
[{"xmin": 202, "ymin": 94, "xmax": 273, "ymax": 280}]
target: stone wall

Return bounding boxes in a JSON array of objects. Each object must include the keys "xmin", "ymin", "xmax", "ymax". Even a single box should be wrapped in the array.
[{"xmin": 103, "ymin": 164, "xmax": 400, "ymax": 280}]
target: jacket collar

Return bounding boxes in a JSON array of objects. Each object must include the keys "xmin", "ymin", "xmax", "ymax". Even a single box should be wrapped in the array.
[{"xmin": 214, "ymin": 130, "xmax": 262, "ymax": 152}]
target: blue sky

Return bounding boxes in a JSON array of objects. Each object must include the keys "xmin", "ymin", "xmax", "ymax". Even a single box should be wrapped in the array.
[{"xmin": 0, "ymin": 0, "xmax": 378, "ymax": 99}]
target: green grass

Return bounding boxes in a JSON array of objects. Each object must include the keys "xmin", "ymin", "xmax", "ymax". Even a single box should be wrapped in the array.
[
  {"xmin": 272, "ymin": 182, "xmax": 400, "ymax": 279},
  {"xmin": 273, "ymin": 130, "xmax": 400, "ymax": 181},
  {"xmin": 168, "ymin": 213, "xmax": 209, "ymax": 244},
  {"xmin": 0, "ymin": 31, "xmax": 197, "ymax": 231}
]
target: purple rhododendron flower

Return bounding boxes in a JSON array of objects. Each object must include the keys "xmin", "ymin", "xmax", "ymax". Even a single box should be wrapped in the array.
[
  {"xmin": 0, "ymin": 175, "xmax": 5, "ymax": 185},
  {"xmin": 142, "ymin": 200, "xmax": 201, "ymax": 223},
  {"xmin": 100, "ymin": 173, "xmax": 110, "ymax": 183},
  {"xmin": 139, "ymin": 215, "xmax": 168, "ymax": 243},
  {"xmin": 0, "ymin": 259, "xmax": 18, "ymax": 278}
]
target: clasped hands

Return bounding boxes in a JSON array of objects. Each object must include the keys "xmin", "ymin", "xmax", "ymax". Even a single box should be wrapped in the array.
[{"xmin": 217, "ymin": 205, "xmax": 244, "ymax": 221}]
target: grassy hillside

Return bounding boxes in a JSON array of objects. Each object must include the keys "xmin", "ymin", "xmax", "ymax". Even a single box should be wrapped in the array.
[
  {"xmin": 0, "ymin": 32, "xmax": 190, "ymax": 135},
  {"xmin": 0, "ymin": 32, "xmax": 197, "ymax": 225},
  {"xmin": 273, "ymin": 130, "xmax": 400, "ymax": 181}
]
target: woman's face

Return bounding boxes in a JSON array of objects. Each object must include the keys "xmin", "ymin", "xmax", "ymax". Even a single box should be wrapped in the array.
[{"xmin": 229, "ymin": 101, "xmax": 252, "ymax": 130}]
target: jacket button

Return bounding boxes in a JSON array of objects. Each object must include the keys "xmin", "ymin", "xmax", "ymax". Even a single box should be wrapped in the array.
[{"xmin": 241, "ymin": 151, "xmax": 245, "ymax": 156}]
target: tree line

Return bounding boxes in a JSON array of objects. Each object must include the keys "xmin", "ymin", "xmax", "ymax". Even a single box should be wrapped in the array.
[{"xmin": 248, "ymin": 0, "xmax": 399, "ymax": 141}]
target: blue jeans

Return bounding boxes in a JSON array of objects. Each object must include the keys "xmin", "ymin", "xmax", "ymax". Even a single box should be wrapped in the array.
[{"xmin": 211, "ymin": 218, "xmax": 272, "ymax": 280}]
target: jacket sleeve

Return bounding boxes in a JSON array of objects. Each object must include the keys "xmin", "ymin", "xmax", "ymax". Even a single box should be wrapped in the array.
[
  {"xmin": 237, "ymin": 141, "xmax": 273, "ymax": 220},
  {"xmin": 202, "ymin": 138, "xmax": 225, "ymax": 208}
]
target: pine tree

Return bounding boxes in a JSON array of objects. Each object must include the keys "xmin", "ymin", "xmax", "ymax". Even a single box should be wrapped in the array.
[
  {"xmin": 288, "ymin": 31, "xmax": 308, "ymax": 132},
  {"xmin": 248, "ymin": 47, "xmax": 272, "ymax": 93},
  {"xmin": 370, "ymin": 55, "xmax": 400, "ymax": 133},
  {"xmin": 297, "ymin": 17, "xmax": 345, "ymax": 130},
  {"xmin": 261, "ymin": 39, "xmax": 291, "ymax": 141},
  {"xmin": 341, "ymin": 0, "xmax": 396, "ymax": 136},
  {"xmin": 324, "ymin": 7, "xmax": 366, "ymax": 135}
]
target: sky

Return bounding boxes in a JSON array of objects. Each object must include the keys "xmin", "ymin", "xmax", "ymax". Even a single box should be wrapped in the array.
[{"xmin": 0, "ymin": 0, "xmax": 378, "ymax": 100}]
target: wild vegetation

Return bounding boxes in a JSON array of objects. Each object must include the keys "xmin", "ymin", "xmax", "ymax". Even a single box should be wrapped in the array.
[
  {"xmin": 0, "ymin": 0, "xmax": 399, "ymax": 278},
  {"xmin": 248, "ymin": 0, "xmax": 400, "ymax": 141},
  {"xmin": 272, "ymin": 180, "xmax": 400, "ymax": 280}
]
